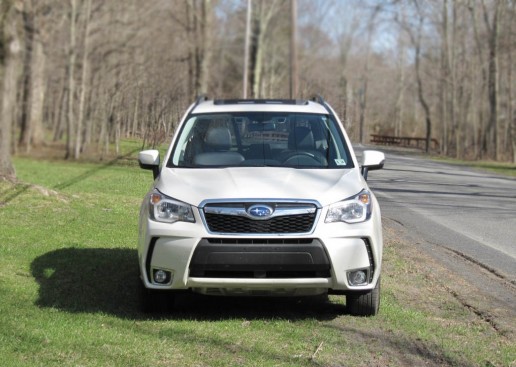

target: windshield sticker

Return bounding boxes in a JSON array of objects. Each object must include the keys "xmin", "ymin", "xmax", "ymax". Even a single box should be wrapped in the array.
[{"xmin": 334, "ymin": 159, "xmax": 347, "ymax": 166}]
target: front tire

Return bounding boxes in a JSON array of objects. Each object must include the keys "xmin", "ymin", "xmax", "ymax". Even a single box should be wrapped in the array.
[{"xmin": 346, "ymin": 277, "xmax": 381, "ymax": 316}]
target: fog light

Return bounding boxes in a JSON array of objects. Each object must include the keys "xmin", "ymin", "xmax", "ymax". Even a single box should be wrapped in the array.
[
  {"xmin": 153, "ymin": 269, "xmax": 170, "ymax": 284},
  {"xmin": 348, "ymin": 270, "xmax": 368, "ymax": 286}
]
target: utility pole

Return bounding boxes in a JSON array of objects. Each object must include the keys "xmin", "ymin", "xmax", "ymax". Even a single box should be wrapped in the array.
[
  {"xmin": 290, "ymin": 0, "xmax": 298, "ymax": 99},
  {"xmin": 243, "ymin": 0, "xmax": 252, "ymax": 98}
]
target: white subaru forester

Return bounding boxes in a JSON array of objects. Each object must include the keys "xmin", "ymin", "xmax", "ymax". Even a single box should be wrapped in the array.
[{"xmin": 138, "ymin": 96, "xmax": 385, "ymax": 316}]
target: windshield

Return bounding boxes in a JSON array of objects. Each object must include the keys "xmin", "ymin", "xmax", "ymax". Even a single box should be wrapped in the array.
[{"xmin": 168, "ymin": 112, "xmax": 354, "ymax": 169}]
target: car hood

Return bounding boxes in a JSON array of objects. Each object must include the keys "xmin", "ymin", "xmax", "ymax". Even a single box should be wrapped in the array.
[{"xmin": 156, "ymin": 167, "xmax": 366, "ymax": 207}]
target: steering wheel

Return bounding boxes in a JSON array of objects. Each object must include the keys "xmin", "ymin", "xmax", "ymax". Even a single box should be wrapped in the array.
[{"xmin": 281, "ymin": 152, "xmax": 326, "ymax": 166}]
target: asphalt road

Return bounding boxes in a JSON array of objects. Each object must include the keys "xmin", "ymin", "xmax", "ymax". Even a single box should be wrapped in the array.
[{"xmin": 361, "ymin": 147, "xmax": 516, "ymax": 283}]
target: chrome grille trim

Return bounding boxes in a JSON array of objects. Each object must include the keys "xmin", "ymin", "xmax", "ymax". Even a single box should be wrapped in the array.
[
  {"xmin": 199, "ymin": 199, "xmax": 321, "ymax": 235},
  {"xmin": 203, "ymin": 205, "xmax": 316, "ymax": 220}
]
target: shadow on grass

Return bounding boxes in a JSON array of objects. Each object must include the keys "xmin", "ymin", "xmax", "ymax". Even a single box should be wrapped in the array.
[
  {"xmin": 1, "ymin": 148, "xmax": 140, "ymax": 206},
  {"xmin": 0, "ymin": 182, "xmax": 31, "ymax": 206},
  {"xmin": 31, "ymin": 247, "xmax": 344, "ymax": 321},
  {"xmin": 31, "ymin": 248, "xmax": 142, "ymax": 318},
  {"xmin": 53, "ymin": 148, "xmax": 140, "ymax": 191}
]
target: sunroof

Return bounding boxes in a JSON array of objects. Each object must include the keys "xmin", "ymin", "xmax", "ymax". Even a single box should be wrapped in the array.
[{"xmin": 213, "ymin": 99, "xmax": 309, "ymax": 105}]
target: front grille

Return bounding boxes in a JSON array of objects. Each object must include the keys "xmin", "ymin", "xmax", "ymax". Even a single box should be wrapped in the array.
[{"xmin": 204, "ymin": 212, "xmax": 316, "ymax": 233}]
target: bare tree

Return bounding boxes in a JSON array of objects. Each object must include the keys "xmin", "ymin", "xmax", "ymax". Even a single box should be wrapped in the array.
[
  {"xmin": 508, "ymin": 2, "xmax": 516, "ymax": 163},
  {"xmin": 184, "ymin": 0, "xmax": 213, "ymax": 98},
  {"xmin": 358, "ymin": 5, "xmax": 380, "ymax": 144},
  {"xmin": 2, "ymin": 0, "xmax": 515, "ymax": 163},
  {"xmin": 439, "ymin": 0, "xmax": 450, "ymax": 155},
  {"xmin": 64, "ymin": 0, "xmax": 77, "ymax": 160},
  {"xmin": 198, "ymin": 0, "xmax": 212, "ymax": 94},
  {"xmin": 242, "ymin": 0, "xmax": 252, "ymax": 98},
  {"xmin": 482, "ymin": 0, "xmax": 501, "ymax": 160},
  {"xmin": 18, "ymin": 0, "xmax": 34, "ymax": 152},
  {"xmin": 0, "ymin": 0, "xmax": 21, "ymax": 178},
  {"xmin": 248, "ymin": 0, "xmax": 283, "ymax": 98},
  {"xmin": 398, "ymin": 0, "xmax": 433, "ymax": 153},
  {"xmin": 74, "ymin": 0, "xmax": 92, "ymax": 159},
  {"xmin": 290, "ymin": 0, "xmax": 298, "ymax": 99},
  {"xmin": 394, "ymin": 20, "xmax": 406, "ymax": 137}
]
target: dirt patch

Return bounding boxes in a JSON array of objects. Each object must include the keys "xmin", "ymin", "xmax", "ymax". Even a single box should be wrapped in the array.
[
  {"xmin": 325, "ymin": 218, "xmax": 516, "ymax": 367},
  {"xmin": 0, "ymin": 177, "xmax": 68, "ymax": 207},
  {"xmin": 383, "ymin": 217, "xmax": 516, "ymax": 339}
]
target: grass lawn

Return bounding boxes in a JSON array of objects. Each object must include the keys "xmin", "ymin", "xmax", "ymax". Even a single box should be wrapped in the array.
[
  {"xmin": 431, "ymin": 156, "xmax": 516, "ymax": 177},
  {"xmin": 0, "ymin": 147, "xmax": 514, "ymax": 366}
]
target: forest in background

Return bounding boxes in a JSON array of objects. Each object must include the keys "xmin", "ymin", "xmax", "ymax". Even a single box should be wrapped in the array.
[{"xmin": 1, "ymin": 0, "xmax": 516, "ymax": 178}]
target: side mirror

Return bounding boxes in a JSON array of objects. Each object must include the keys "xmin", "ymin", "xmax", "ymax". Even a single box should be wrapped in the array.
[
  {"xmin": 360, "ymin": 150, "xmax": 385, "ymax": 180},
  {"xmin": 138, "ymin": 150, "xmax": 160, "ymax": 179}
]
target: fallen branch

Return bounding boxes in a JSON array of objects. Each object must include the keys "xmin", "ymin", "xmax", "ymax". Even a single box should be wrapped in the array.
[{"xmin": 311, "ymin": 341, "xmax": 324, "ymax": 360}]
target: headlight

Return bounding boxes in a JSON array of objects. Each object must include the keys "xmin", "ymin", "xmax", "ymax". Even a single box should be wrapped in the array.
[
  {"xmin": 325, "ymin": 190, "xmax": 372, "ymax": 224},
  {"xmin": 149, "ymin": 190, "xmax": 195, "ymax": 223}
]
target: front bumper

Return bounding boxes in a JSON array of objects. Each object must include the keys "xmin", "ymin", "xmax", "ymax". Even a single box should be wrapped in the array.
[{"xmin": 138, "ymin": 203, "xmax": 383, "ymax": 295}]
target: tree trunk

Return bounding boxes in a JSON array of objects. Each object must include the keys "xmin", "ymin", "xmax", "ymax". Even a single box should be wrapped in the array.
[
  {"xmin": 439, "ymin": 0, "xmax": 449, "ymax": 155},
  {"xmin": 198, "ymin": 0, "xmax": 211, "ymax": 95},
  {"xmin": 413, "ymin": 14, "xmax": 432, "ymax": 153},
  {"xmin": 468, "ymin": 2, "xmax": 487, "ymax": 159},
  {"xmin": 0, "ymin": 1, "xmax": 20, "ymax": 178},
  {"xmin": 186, "ymin": 0, "xmax": 195, "ymax": 99},
  {"xmin": 18, "ymin": 0, "xmax": 33, "ymax": 152},
  {"xmin": 28, "ymin": 37, "xmax": 45, "ymax": 150},
  {"xmin": 246, "ymin": 0, "xmax": 281, "ymax": 99},
  {"xmin": 417, "ymin": 64, "xmax": 432, "ymax": 153},
  {"xmin": 483, "ymin": 0, "xmax": 500, "ymax": 160},
  {"xmin": 74, "ymin": 0, "xmax": 92, "ymax": 159},
  {"xmin": 251, "ymin": 1, "xmax": 277, "ymax": 98},
  {"xmin": 358, "ymin": 79, "xmax": 367, "ymax": 145},
  {"xmin": 17, "ymin": 8, "xmax": 45, "ymax": 152},
  {"xmin": 455, "ymin": 4, "xmax": 470, "ymax": 160},
  {"xmin": 509, "ymin": 47, "xmax": 515, "ymax": 163},
  {"xmin": 337, "ymin": 19, "xmax": 355, "ymax": 131},
  {"xmin": 289, "ymin": 0, "xmax": 298, "ymax": 99},
  {"xmin": 131, "ymin": 93, "xmax": 140, "ymax": 137},
  {"xmin": 252, "ymin": 11, "xmax": 264, "ymax": 98},
  {"xmin": 358, "ymin": 6, "xmax": 379, "ymax": 145},
  {"xmin": 508, "ymin": 4, "xmax": 515, "ymax": 162},
  {"xmin": 65, "ymin": 0, "xmax": 77, "ymax": 159},
  {"xmin": 53, "ymin": 83, "xmax": 67, "ymax": 142},
  {"xmin": 395, "ymin": 34, "xmax": 405, "ymax": 137},
  {"xmin": 500, "ymin": 1, "xmax": 512, "ymax": 159},
  {"xmin": 242, "ymin": 0, "xmax": 251, "ymax": 98},
  {"xmin": 84, "ymin": 66, "xmax": 97, "ymax": 147},
  {"xmin": 448, "ymin": 2, "xmax": 457, "ymax": 158}
]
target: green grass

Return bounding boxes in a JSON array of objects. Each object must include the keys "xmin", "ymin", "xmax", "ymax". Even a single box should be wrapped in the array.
[
  {"xmin": 0, "ymin": 150, "xmax": 514, "ymax": 366},
  {"xmin": 432, "ymin": 156, "xmax": 516, "ymax": 177},
  {"xmin": 468, "ymin": 161, "xmax": 516, "ymax": 177}
]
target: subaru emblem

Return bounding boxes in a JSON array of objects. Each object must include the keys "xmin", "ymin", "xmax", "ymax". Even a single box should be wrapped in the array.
[{"xmin": 247, "ymin": 204, "xmax": 273, "ymax": 219}]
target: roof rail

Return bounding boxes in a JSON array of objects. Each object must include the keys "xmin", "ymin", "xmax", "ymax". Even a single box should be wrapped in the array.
[
  {"xmin": 311, "ymin": 94, "xmax": 334, "ymax": 115},
  {"xmin": 311, "ymin": 94, "xmax": 325, "ymax": 105},
  {"xmin": 194, "ymin": 94, "xmax": 209, "ymax": 107}
]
